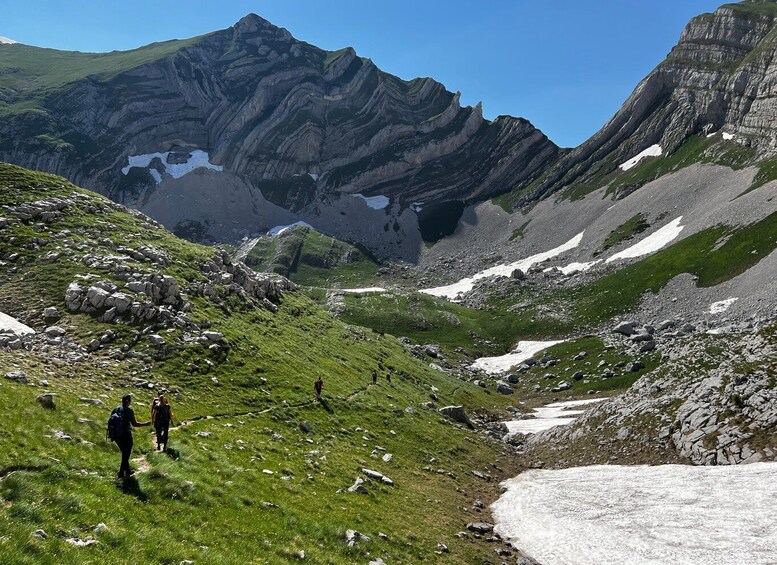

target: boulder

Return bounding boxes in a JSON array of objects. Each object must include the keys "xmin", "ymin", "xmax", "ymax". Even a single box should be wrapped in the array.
[
  {"xmin": 612, "ymin": 321, "xmax": 635, "ymax": 336},
  {"xmin": 203, "ymin": 331, "xmax": 224, "ymax": 342},
  {"xmin": 439, "ymin": 406, "xmax": 474, "ymax": 429},
  {"xmin": 466, "ymin": 522, "xmax": 494, "ymax": 534},
  {"xmin": 347, "ymin": 478, "xmax": 368, "ymax": 494},
  {"xmin": 424, "ymin": 344, "xmax": 441, "ymax": 358},
  {"xmin": 43, "ymin": 307, "xmax": 60, "ymax": 321},
  {"xmin": 511, "ymin": 268, "xmax": 526, "ymax": 280},
  {"xmin": 148, "ymin": 335, "xmax": 165, "ymax": 346},
  {"xmin": 44, "ymin": 326, "xmax": 66, "ymax": 338},
  {"xmin": 630, "ymin": 331, "xmax": 653, "ymax": 343},
  {"xmin": 640, "ymin": 340, "xmax": 656, "ymax": 353},
  {"xmin": 299, "ymin": 421, "xmax": 312, "ymax": 433},
  {"xmin": 86, "ymin": 286, "xmax": 110, "ymax": 310},
  {"xmin": 495, "ymin": 381, "xmax": 514, "ymax": 395},
  {"xmin": 37, "ymin": 393, "xmax": 56, "ymax": 409},
  {"xmin": 572, "ymin": 371, "xmax": 585, "ymax": 381},
  {"xmin": 344, "ymin": 529, "xmax": 371, "ymax": 547},
  {"xmin": 629, "ymin": 361, "xmax": 646, "ymax": 372},
  {"xmin": 4, "ymin": 370, "xmax": 29, "ymax": 384},
  {"xmin": 551, "ymin": 381, "xmax": 572, "ymax": 393},
  {"xmin": 506, "ymin": 373, "xmax": 520, "ymax": 384}
]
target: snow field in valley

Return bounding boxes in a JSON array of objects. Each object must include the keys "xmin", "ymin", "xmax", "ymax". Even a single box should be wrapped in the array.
[
  {"xmin": 492, "ymin": 462, "xmax": 777, "ymax": 565},
  {"xmin": 121, "ymin": 150, "xmax": 223, "ymax": 183},
  {"xmin": 503, "ymin": 398, "xmax": 606, "ymax": 435},
  {"xmin": 471, "ymin": 340, "xmax": 565, "ymax": 374}
]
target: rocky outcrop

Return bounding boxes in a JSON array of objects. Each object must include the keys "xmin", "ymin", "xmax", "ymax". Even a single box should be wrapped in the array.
[
  {"xmin": 524, "ymin": 1, "xmax": 777, "ymax": 203},
  {"xmin": 530, "ymin": 328, "xmax": 777, "ymax": 466},
  {"xmin": 0, "ymin": 14, "xmax": 558, "ymax": 254}
]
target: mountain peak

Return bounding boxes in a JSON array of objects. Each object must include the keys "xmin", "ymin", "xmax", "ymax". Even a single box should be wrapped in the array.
[{"xmin": 0, "ymin": 36, "xmax": 19, "ymax": 45}]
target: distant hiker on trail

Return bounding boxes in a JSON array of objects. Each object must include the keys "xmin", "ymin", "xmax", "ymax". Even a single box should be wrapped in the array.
[
  {"xmin": 107, "ymin": 394, "xmax": 150, "ymax": 479},
  {"xmin": 154, "ymin": 396, "xmax": 173, "ymax": 452},
  {"xmin": 314, "ymin": 377, "xmax": 323, "ymax": 401},
  {"xmin": 372, "ymin": 370, "xmax": 377, "ymax": 384}
]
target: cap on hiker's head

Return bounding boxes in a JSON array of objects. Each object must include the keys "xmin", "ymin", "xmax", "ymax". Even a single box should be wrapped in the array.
[{"xmin": 122, "ymin": 394, "xmax": 132, "ymax": 403}]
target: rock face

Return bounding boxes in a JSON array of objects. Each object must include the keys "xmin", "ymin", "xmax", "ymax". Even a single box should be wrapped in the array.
[
  {"xmin": 0, "ymin": 14, "xmax": 558, "ymax": 259},
  {"xmin": 523, "ymin": 1, "xmax": 777, "ymax": 203}
]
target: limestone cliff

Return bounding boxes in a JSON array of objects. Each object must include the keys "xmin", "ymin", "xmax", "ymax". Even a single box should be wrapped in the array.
[
  {"xmin": 524, "ymin": 0, "xmax": 777, "ymax": 202},
  {"xmin": 0, "ymin": 14, "xmax": 557, "ymax": 257}
]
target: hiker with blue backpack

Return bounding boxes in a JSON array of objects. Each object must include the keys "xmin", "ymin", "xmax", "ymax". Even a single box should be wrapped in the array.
[{"xmin": 107, "ymin": 394, "xmax": 151, "ymax": 479}]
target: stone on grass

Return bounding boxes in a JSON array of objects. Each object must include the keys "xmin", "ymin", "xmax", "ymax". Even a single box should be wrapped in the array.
[
  {"xmin": 348, "ymin": 477, "xmax": 368, "ymax": 494},
  {"xmin": 345, "ymin": 529, "xmax": 371, "ymax": 547},
  {"xmin": 32, "ymin": 529, "xmax": 47, "ymax": 539},
  {"xmin": 495, "ymin": 381, "xmax": 513, "ymax": 395},
  {"xmin": 4, "ymin": 370, "xmax": 29, "ymax": 384},
  {"xmin": 299, "ymin": 421, "xmax": 312, "ymax": 433},
  {"xmin": 466, "ymin": 522, "xmax": 494, "ymax": 534},
  {"xmin": 438, "ymin": 406, "xmax": 474, "ymax": 429},
  {"xmin": 37, "ymin": 393, "xmax": 56, "ymax": 409}
]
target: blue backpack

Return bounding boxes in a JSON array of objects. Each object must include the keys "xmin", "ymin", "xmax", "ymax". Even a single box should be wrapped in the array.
[{"xmin": 107, "ymin": 406, "xmax": 125, "ymax": 441}]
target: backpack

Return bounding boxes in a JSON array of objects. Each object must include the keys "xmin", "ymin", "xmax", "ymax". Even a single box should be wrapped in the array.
[{"xmin": 107, "ymin": 406, "xmax": 125, "ymax": 441}]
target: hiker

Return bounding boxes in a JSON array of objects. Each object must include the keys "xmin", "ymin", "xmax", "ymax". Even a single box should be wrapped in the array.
[
  {"xmin": 150, "ymin": 392, "xmax": 163, "ymax": 423},
  {"xmin": 314, "ymin": 376, "xmax": 323, "ymax": 401},
  {"xmin": 154, "ymin": 396, "xmax": 173, "ymax": 451},
  {"xmin": 109, "ymin": 394, "xmax": 151, "ymax": 479},
  {"xmin": 371, "ymin": 370, "xmax": 377, "ymax": 384}
]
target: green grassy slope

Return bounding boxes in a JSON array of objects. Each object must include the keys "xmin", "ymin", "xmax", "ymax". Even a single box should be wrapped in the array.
[
  {"xmin": 243, "ymin": 226, "xmax": 381, "ymax": 287},
  {"xmin": 0, "ymin": 164, "xmax": 519, "ymax": 563}
]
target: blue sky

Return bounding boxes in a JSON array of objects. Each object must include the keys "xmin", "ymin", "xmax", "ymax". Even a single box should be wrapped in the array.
[{"xmin": 2, "ymin": 1, "xmax": 726, "ymax": 147}]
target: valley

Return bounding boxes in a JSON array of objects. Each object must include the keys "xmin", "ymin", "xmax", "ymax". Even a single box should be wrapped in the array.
[{"xmin": 1, "ymin": 1, "xmax": 777, "ymax": 563}]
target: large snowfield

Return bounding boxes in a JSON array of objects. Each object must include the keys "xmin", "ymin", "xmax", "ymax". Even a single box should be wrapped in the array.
[
  {"xmin": 121, "ymin": 150, "xmax": 222, "ymax": 182},
  {"xmin": 504, "ymin": 398, "xmax": 606, "ymax": 435},
  {"xmin": 492, "ymin": 462, "xmax": 777, "ymax": 565}
]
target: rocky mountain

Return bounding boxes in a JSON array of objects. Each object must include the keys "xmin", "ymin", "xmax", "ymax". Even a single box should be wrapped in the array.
[
  {"xmin": 0, "ymin": 14, "xmax": 557, "ymax": 259},
  {"xmin": 513, "ymin": 0, "xmax": 777, "ymax": 204}
]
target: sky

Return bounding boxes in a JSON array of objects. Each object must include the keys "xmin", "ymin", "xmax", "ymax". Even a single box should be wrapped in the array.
[{"xmin": 1, "ymin": 1, "xmax": 727, "ymax": 147}]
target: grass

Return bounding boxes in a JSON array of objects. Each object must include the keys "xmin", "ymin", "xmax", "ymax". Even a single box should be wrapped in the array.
[
  {"xmin": 597, "ymin": 214, "xmax": 650, "ymax": 255},
  {"xmin": 340, "ymin": 290, "xmax": 570, "ymax": 356},
  {"xmin": 0, "ymin": 163, "xmax": 522, "ymax": 563},
  {"xmin": 242, "ymin": 226, "xmax": 381, "ymax": 287}
]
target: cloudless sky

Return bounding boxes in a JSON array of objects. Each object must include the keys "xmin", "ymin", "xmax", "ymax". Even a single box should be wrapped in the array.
[{"xmin": 2, "ymin": 1, "xmax": 727, "ymax": 147}]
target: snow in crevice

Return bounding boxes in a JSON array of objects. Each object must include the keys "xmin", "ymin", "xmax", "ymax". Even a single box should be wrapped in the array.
[
  {"xmin": 471, "ymin": 340, "xmax": 566, "ymax": 375},
  {"xmin": 308, "ymin": 173, "xmax": 320, "ymax": 181},
  {"xmin": 504, "ymin": 398, "xmax": 606, "ymax": 435},
  {"xmin": 493, "ymin": 462, "xmax": 777, "ymax": 565},
  {"xmin": 337, "ymin": 287, "xmax": 387, "ymax": 294},
  {"xmin": 421, "ymin": 232, "xmax": 585, "ymax": 300},
  {"xmin": 722, "ymin": 132, "xmax": 735, "ymax": 141},
  {"xmin": 267, "ymin": 221, "xmax": 313, "ymax": 236},
  {"xmin": 709, "ymin": 297, "xmax": 738, "ymax": 314},
  {"xmin": 0, "ymin": 312, "xmax": 34, "ymax": 335},
  {"xmin": 605, "ymin": 217, "xmax": 684, "ymax": 263},
  {"xmin": 618, "ymin": 144, "xmax": 663, "ymax": 171},
  {"xmin": 410, "ymin": 202, "xmax": 424, "ymax": 213},
  {"xmin": 352, "ymin": 194, "xmax": 390, "ymax": 210},
  {"xmin": 121, "ymin": 150, "xmax": 223, "ymax": 183}
]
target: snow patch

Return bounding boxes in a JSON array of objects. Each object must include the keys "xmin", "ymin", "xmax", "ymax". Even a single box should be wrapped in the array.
[
  {"xmin": 722, "ymin": 132, "xmax": 735, "ymax": 141},
  {"xmin": 338, "ymin": 287, "xmax": 387, "ymax": 294},
  {"xmin": 548, "ymin": 261, "xmax": 600, "ymax": 275},
  {"xmin": 606, "ymin": 217, "xmax": 684, "ymax": 263},
  {"xmin": 234, "ymin": 237, "xmax": 261, "ymax": 262},
  {"xmin": 0, "ymin": 312, "xmax": 34, "ymax": 335},
  {"xmin": 410, "ymin": 202, "xmax": 424, "ymax": 213},
  {"xmin": 268, "ymin": 221, "xmax": 313, "ymax": 236},
  {"xmin": 618, "ymin": 144, "xmax": 662, "ymax": 171},
  {"xmin": 352, "ymin": 194, "xmax": 390, "ymax": 210},
  {"xmin": 493, "ymin": 462, "xmax": 777, "ymax": 565},
  {"xmin": 710, "ymin": 297, "xmax": 738, "ymax": 314},
  {"xmin": 421, "ymin": 232, "xmax": 585, "ymax": 300},
  {"xmin": 471, "ymin": 340, "xmax": 566, "ymax": 375},
  {"xmin": 0, "ymin": 36, "xmax": 18, "ymax": 44},
  {"xmin": 308, "ymin": 173, "xmax": 320, "ymax": 181},
  {"xmin": 504, "ymin": 398, "xmax": 605, "ymax": 435},
  {"xmin": 121, "ymin": 150, "xmax": 222, "ymax": 183}
]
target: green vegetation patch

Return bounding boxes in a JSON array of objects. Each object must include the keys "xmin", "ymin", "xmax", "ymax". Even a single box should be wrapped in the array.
[
  {"xmin": 243, "ymin": 227, "xmax": 381, "ymax": 287},
  {"xmin": 596, "ymin": 214, "xmax": 651, "ymax": 255}
]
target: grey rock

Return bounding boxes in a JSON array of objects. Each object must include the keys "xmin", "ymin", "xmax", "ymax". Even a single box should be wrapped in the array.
[
  {"xmin": 438, "ymin": 405, "xmax": 474, "ymax": 429},
  {"xmin": 37, "ymin": 393, "xmax": 56, "ymax": 409},
  {"xmin": 466, "ymin": 522, "xmax": 494, "ymax": 534},
  {"xmin": 495, "ymin": 381, "xmax": 514, "ymax": 395},
  {"xmin": 4, "ymin": 370, "xmax": 29, "ymax": 384},
  {"xmin": 613, "ymin": 322, "xmax": 635, "ymax": 336},
  {"xmin": 345, "ymin": 529, "xmax": 371, "ymax": 547}
]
